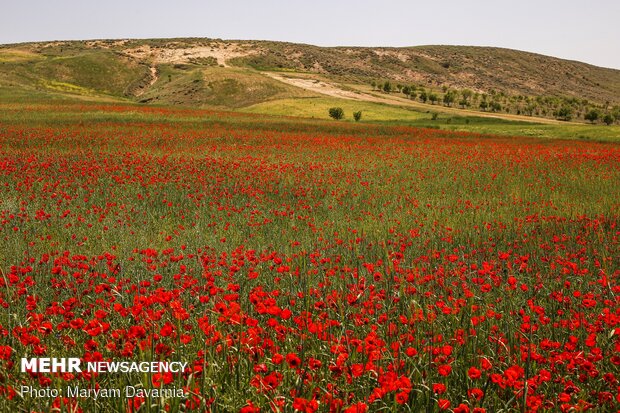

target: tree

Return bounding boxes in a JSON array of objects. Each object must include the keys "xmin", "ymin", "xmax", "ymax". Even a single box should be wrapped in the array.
[
  {"xmin": 428, "ymin": 93, "xmax": 438, "ymax": 105},
  {"xmin": 443, "ymin": 91, "xmax": 456, "ymax": 107},
  {"xmin": 383, "ymin": 81, "xmax": 392, "ymax": 93},
  {"xmin": 524, "ymin": 104, "xmax": 536, "ymax": 116},
  {"xmin": 479, "ymin": 100, "xmax": 488, "ymax": 111},
  {"xmin": 603, "ymin": 114, "xmax": 614, "ymax": 125},
  {"xmin": 402, "ymin": 86, "xmax": 411, "ymax": 96},
  {"xmin": 353, "ymin": 111, "xmax": 362, "ymax": 122},
  {"xmin": 584, "ymin": 109, "xmax": 599, "ymax": 124},
  {"xmin": 328, "ymin": 107, "xmax": 344, "ymax": 120},
  {"xmin": 554, "ymin": 106, "xmax": 573, "ymax": 121},
  {"xmin": 461, "ymin": 89, "xmax": 473, "ymax": 107},
  {"xmin": 419, "ymin": 91, "xmax": 428, "ymax": 103}
]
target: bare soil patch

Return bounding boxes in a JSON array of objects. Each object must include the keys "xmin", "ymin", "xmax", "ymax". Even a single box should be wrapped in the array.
[{"xmin": 122, "ymin": 43, "xmax": 258, "ymax": 67}]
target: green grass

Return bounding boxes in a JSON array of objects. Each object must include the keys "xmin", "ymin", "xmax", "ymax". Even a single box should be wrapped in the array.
[
  {"xmin": 0, "ymin": 49, "xmax": 147, "ymax": 100},
  {"xmin": 141, "ymin": 66, "xmax": 314, "ymax": 108},
  {"xmin": 242, "ymin": 97, "xmax": 431, "ymax": 121},
  {"xmin": 242, "ymin": 97, "xmax": 620, "ymax": 141},
  {"xmin": 392, "ymin": 116, "xmax": 620, "ymax": 142},
  {"xmin": 1, "ymin": 81, "xmax": 619, "ymax": 142},
  {"xmin": 442, "ymin": 122, "xmax": 620, "ymax": 141},
  {"xmin": 32, "ymin": 51, "xmax": 148, "ymax": 96}
]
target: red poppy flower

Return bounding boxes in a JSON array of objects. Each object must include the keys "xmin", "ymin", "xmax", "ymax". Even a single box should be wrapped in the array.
[
  {"xmin": 438, "ymin": 364, "xmax": 452, "ymax": 376},
  {"xmin": 468, "ymin": 367, "xmax": 482, "ymax": 380}
]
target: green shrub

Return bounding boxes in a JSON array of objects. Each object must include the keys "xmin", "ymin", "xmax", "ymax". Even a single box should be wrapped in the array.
[{"xmin": 328, "ymin": 107, "xmax": 344, "ymax": 120}]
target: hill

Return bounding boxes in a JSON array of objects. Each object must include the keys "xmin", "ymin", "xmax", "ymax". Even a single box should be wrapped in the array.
[
  {"xmin": 234, "ymin": 42, "xmax": 620, "ymax": 104},
  {"xmin": 0, "ymin": 38, "xmax": 619, "ymax": 124}
]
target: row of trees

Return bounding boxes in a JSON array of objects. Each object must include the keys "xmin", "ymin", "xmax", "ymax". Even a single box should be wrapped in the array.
[
  {"xmin": 373, "ymin": 81, "xmax": 504, "ymax": 111},
  {"xmin": 371, "ymin": 80, "xmax": 620, "ymax": 124},
  {"xmin": 584, "ymin": 109, "xmax": 616, "ymax": 125}
]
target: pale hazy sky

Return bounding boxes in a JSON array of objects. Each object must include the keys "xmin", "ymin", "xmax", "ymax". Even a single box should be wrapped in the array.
[{"xmin": 1, "ymin": 0, "xmax": 619, "ymax": 69}]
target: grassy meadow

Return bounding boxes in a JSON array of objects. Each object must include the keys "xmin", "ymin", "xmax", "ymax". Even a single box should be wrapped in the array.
[
  {"xmin": 0, "ymin": 100, "xmax": 618, "ymax": 412},
  {"xmin": 242, "ymin": 97, "xmax": 620, "ymax": 142}
]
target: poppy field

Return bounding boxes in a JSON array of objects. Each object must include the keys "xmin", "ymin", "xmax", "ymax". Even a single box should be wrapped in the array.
[{"xmin": 0, "ymin": 102, "xmax": 619, "ymax": 412}]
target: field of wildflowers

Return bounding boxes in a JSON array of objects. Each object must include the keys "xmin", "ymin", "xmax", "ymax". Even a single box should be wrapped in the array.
[{"xmin": 0, "ymin": 102, "xmax": 618, "ymax": 412}]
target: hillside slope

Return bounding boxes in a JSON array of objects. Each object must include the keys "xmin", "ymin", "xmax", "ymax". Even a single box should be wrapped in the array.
[
  {"xmin": 1, "ymin": 38, "xmax": 619, "ymax": 111},
  {"xmin": 235, "ymin": 42, "xmax": 620, "ymax": 104}
]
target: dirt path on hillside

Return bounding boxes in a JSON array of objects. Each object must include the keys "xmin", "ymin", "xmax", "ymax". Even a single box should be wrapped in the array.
[
  {"xmin": 264, "ymin": 72, "xmax": 570, "ymax": 125},
  {"xmin": 264, "ymin": 73, "xmax": 391, "ymax": 103},
  {"xmin": 148, "ymin": 66, "xmax": 158, "ymax": 86},
  {"xmin": 134, "ymin": 66, "xmax": 158, "ymax": 97}
]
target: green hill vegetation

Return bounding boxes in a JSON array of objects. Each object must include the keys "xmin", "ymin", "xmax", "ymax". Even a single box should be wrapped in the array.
[
  {"xmin": 1, "ymin": 37, "xmax": 619, "ymax": 139},
  {"xmin": 138, "ymin": 66, "xmax": 313, "ymax": 108}
]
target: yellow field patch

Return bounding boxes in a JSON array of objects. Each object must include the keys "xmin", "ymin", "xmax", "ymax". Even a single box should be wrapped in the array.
[
  {"xmin": 0, "ymin": 49, "xmax": 43, "ymax": 62},
  {"xmin": 41, "ymin": 80, "xmax": 98, "ymax": 95}
]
